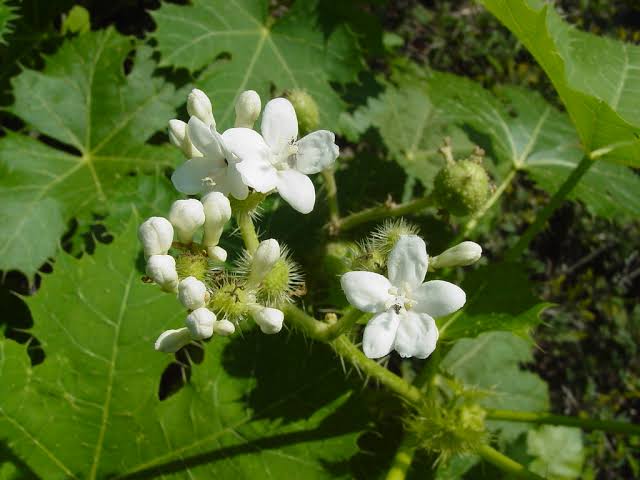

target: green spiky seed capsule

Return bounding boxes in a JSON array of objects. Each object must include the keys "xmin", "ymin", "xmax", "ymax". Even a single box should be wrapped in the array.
[
  {"xmin": 175, "ymin": 253, "xmax": 209, "ymax": 281},
  {"xmin": 261, "ymin": 259, "xmax": 290, "ymax": 301},
  {"xmin": 433, "ymin": 158, "xmax": 490, "ymax": 217},
  {"xmin": 209, "ymin": 283, "xmax": 250, "ymax": 320},
  {"xmin": 287, "ymin": 89, "xmax": 319, "ymax": 135}
]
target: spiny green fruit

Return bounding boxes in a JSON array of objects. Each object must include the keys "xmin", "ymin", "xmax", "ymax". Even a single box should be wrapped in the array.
[
  {"xmin": 209, "ymin": 282, "xmax": 250, "ymax": 320},
  {"xmin": 433, "ymin": 157, "xmax": 490, "ymax": 217},
  {"xmin": 175, "ymin": 253, "xmax": 209, "ymax": 281},
  {"xmin": 287, "ymin": 89, "xmax": 319, "ymax": 135}
]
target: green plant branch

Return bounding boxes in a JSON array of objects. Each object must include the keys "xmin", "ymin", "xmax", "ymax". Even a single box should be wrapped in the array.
[
  {"xmin": 236, "ymin": 211, "xmax": 260, "ymax": 254},
  {"xmin": 477, "ymin": 444, "xmax": 545, "ymax": 480},
  {"xmin": 486, "ymin": 409, "xmax": 640, "ymax": 435},
  {"xmin": 321, "ymin": 167, "xmax": 340, "ymax": 225},
  {"xmin": 507, "ymin": 155, "xmax": 595, "ymax": 260},
  {"xmin": 332, "ymin": 195, "xmax": 433, "ymax": 233},
  {"xmin": 323, "ymin": 307, "xmax": 369, "ymax": 340},
  {"xmin": 385, "ymin": 436, "xmax": 417, "ymax": 480}
]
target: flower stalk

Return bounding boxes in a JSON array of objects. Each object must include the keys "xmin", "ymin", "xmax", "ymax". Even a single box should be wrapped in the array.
[{"xmin": 477, "ymin": 445, "xmax": 545, "ymax": 480}]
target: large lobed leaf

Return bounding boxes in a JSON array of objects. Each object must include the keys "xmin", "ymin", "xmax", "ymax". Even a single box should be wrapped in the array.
[
  {"xmin": 480, "ymin": 0, "xmax": 640, "ymax": 166},
  {"xmin": 151, "ymin": 0, "xmax": 362, "ymax": 130},
  {"xmin": 0, "ymin": 219, "xmax": 368, "ymax": 479},
  {"xmin": 0, "ymin": 28, "xmax": 181, "ymax": 277}
]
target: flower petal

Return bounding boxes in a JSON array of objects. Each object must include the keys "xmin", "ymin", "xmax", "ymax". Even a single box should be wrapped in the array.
[
  {"xmin": 412, "ymin": 280, "xmax": 466, "ymax": 318},
  {"xmin": 362, "ymin": 310, "xmax": 400, "ymax": 359},
  {"xmin": 187, "ymin": 116, "xmax": 225, "ymax": 161},
  {"xmin": 171, "ymin": 157, "xmax": 211, "ymax": 195},
  {"xmin": 340, "ymin": 271, "xmax": 392, "ymax": 313},
  {"xmin": 393, "ymin": 312, "xmax": 439, "ymax": 359},
  {"xmin": 295, "ymin": 130, "xmax": 339, "ymax": 174},
  {"xmin": 387, "ymin": 235, "xmax": 429, "ymax": 289},
  {"xmin": 226, "ymin": 165, "xmax": 249, "ymax": 200},
  {"xmin": 261, "ymin": 98, "xmax": 298, "ymax": 153},
  {"xmin": 276, "ymin": 169, "xmax": 315, "ymax": 214}
]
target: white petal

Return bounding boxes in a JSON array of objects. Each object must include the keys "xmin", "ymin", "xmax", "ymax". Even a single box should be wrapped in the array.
[
  {"xmin": 171, "ymin": 157, "xmax": 211, "ymax": 195},
  {"xmin": 155, "ymin": 328, "xmax": 191, "ymax": 353},
  {"xmin": 340, "ymin": 271, "xmax": 392, "ymax": 313},
  {"xmin": 276, "ymin": 170, "xmax": 315, "ymax": 214},
  {"xmin": 362, "ymin": 310, "xmax": 400, "ymax": 359},
  {"xmin": 412, "ymin": 280, "xmax": 466, "ymax": 318},
  {"xmin": 226, "ymin": 165, "xmax": 249, "ymax": 200},
  {"xmin": 261, "ymin": 98, "xmax": 298, "ymax": 153},
  {"xmin": 187, "ymin": 116, "xmax": 225, "ymax": 160},
  {"xmin": 387, "ymin": 235, "xmax": 429, "ymax": 289},
  {"xmin": 393, "ymin": 312, "xmax": 439, "ymax": 359},
  {"xmin": 295, "ymin": 130, "xmax": 339, "ymax": 175}
]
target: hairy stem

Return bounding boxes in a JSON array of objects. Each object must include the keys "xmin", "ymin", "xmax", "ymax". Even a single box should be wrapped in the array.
[
  {"xmin": 486, "ymin": 409, "xmax": 640, "ymax": 435},
  {"xmin": 236, "ymin": 212, "xmax": 259, "ymax": 254},
  {"xmin": 385, "ymin": 436, "xmax": 417, "ymax": 480},
  {"xmin": 323, "ymin": 307, "xmax": 368, "ymax": 340},
  {"xmin": 321, "ymin": 167, "xmax": 340, "ymax": 225},
  {"xmin": 334, "ymin": 196, "xmax": 433, "ymax": 232},
  {"xmin": 507, "ymin": 155, "xmax": 595, "ymax": 260},
  {"xmin": 477, "ymin": 445, "xmax": 545, "ymax": 480}
]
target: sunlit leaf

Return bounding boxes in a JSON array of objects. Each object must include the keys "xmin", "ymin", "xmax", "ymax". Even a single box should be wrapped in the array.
[{"xmin": 527, "ymin": 426, "xmax": 584, "ymax": 479}]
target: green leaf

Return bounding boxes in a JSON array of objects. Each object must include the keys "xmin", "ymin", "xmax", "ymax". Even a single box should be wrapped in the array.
[
  {"xmin": 479, "ymin": 0, "xmax": 640, "ymax": 166},
  {"xmin": 427, "ymin": 71, "xmax": 640, "ymax": 220},
  {"xmin": 61, "ymin": 5, "xmax": 90, "ymax": 35},
  {"xmin": 151, "ymin": 0, "xmax": 362, "ymax": 130},
  {"xmin": 527, "ymin": 426, "xmax": 584, "ymax": 479},
  {"xmin": 0, "ymin": 219, "xmax": 367, "ymax": 479},
  {"xmin": 0, "ymin": 0, "xmax": 18, "ymax": 44},
  {"xmin": 442, "ymin": 331, "xmax": 549, "ymax": 443},
  {"xmin": 439, "ymin": 263, "xmax": 550, "ymax": 341},
  {"xmin": 0, "ymin": 28, "xmax": 181, "ymax": 277}
]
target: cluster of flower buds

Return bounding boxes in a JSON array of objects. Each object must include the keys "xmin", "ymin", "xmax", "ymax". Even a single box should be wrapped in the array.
[{"xmin": 168, "ymin": 87, "xmax": 339, "ymax": 214}]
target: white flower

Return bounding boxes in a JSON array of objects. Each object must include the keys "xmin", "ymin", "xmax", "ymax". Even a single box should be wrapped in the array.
[
  {"xmin": 430, "ymin": 241, "xmax": 482, "ymax": 269},
  {"xmin": 201, "ymin": 191, "xmax": 231, "ymax": 248},
  {"xmin": 213, "ymin": 319, "xmax": 236, "ymax": 336},
  {"xmin": 146, "ymin": 255, "xmax": 179, "ymax": 292},
  {"xmin": 340, "ymin": 235, "xmax": 466, "ymax": 359},
  {"xmin": 168, "ymin": 119, "xmax": 201, "ymax": 158},
  {"xmin": 171, "ymin": 116, "xmax": 270, "ymax": 200},
  {"xmin": 168, "ymin": 199, "xmax": 205, "ymax": 244},
  {"xmin": 251, "ymin": 306, "xmax": 284, "ymax": 334},
  {"xmin": 185, "ymin": 307, "xmax": 216, "ymax": 340},
  {"xmin": 178, "ymin": 276, "xmax": 208, "ymax": 310},
  {"xmin": 138, "ymin": 217, "xmax": 173, "ymax": 258},
  {"xmin": 207, "ymin": 245, "xmax": 228, "ymax": 262},
  {"xmin": 235, "ymin": 97, "xmax": 339, "ymax": 214},
  {"xmin": 154, "ymin": 327, "xmax": 191, "ymax": 353},
  {"xmin": 235, "ymin": 90, "xmax": 261, "ymax": 128},
  {"xmin": 187, "ymin": 88, "xmax": 215, "ymax": 127},
  {"xmin": 248, "ymin": 239, "xmax": 280, "ymax": 285}
]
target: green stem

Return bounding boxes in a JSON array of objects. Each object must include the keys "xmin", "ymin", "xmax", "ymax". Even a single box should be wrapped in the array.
[
  {"xmin": 335, "ymin": 196, "xmax": 433, "ymax": 232},
  {"xmin": 323, "ymin": 307, "xmax": 369, "ymax": 340},
  {"xmin": 321, "ymin": 167, "xmax": 340, "ymax": 225},
  {"xmin": 486, "ymin": 409, "xmax": 640, "ymax": 436},
  {"xmin": 236, "ymin": 212, "xmax": 259, "ymax": 254},
  {"xmin": 477, "ymin": 445, "xmax": 545, "ymax": 480},
  {"xmin": 507, "ymin": 155, "xmax": 595, "ymax": 261},
  {"xmin": 385, "ymin": 436, "xmax": 417, "ymax": 480}
]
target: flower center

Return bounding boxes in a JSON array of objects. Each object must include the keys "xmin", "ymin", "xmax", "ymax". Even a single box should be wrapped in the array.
[
  {"xmin": 271, "ymin": 141, "xmax": 299, "ymax": 171},
  {"xmin": 386, "ymin": 283, "xmax": 415, "ymax": 314}
]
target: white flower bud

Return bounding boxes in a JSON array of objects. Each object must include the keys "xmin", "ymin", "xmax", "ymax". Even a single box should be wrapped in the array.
[
  {"xmin": 168, "ymin": 119, "xmax": 201, "ymax": 158},
  {"xmin": 178, "ymin": 276, "xmax": 208, "ymax": 310},
  {"xmin": 234, "ymin": 90, "xmax": 261, "ymax": 128},
  {"xmin": 430, "ymin": 241, "xmax": 482, "ymax": 269},
  {"xmin": 168, "ymin": 199, "xmax": 205, "ymax": 244},
  {"xmin": 251, "ymin": 306, "xmax": 284, "ymax": 334},
  {"xmin": 207, "ymin": 245, "xmax": 228, "ymax": 262},
  {"xmin": 138, "ymin": 217, "xmax": 174, "ymax": 258},
  {"xmin": 249, "ymin": 239, "xmax": 280, "ymax": 285},
  {"xmin": 146, "ymin": 255, "xmax": 179, "ymax": 292},
  {"xmin": 201, "ymin": 191, "xmax": 231, "ymax": 247},
  {"xmin": 187, "ymin": 88, "xmax": 215, "ymax": 127},
  {"xmin": 213, "ymin": 319, "xmax": 236, "ymax": 336},
  {"xmin": 154, "ymin": 327, "xmax": 192, "ymax": 353},
  {"xmin": 185, "ymin": 307, "xmax": 216, "ymax": 340}
]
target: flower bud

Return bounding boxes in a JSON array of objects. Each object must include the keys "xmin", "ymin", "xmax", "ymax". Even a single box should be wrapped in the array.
[
  {"xmin": 168, "ymin": 119, "xmax": 201, "ymax": 158},
  {"xmin": 287, "ymin": 89, "xmax": 319, "ymax": 135},
  {"xmin": 213, "ymin": 319, "xmax": 236, "ymax": 336},
  {"xmin": 154, "ymin": 327, "xmax": 191, "ymax": 353},
  {"xmin": 207, "ymin": 245, "xmax": 228, "ymax": 262},
  {"xmin": 249, "ymin": 239, "xmax": 280, "ymax": 285},
  {"xmin": 138, "ymin": 217, "xmax": 174, "ymax": 258},
  {"xmin": 234, "ymin": 90, "xmax": 261, "ymax": 128},
  {"xmin": 201, "ymin": 191, "xmax": 231, "ymax": 247},
  {"xmin": 430, "ymin": 241, "xmax": 482, "ymax": 269},
  {"xmin": 146, "ymin": 255, "xmax": 179, "ymax": 292},
  {"xmin": 178, "ymin": 276, "xmax": 208, "ymax": 310},
  {"xmin": 433, "ymin": 157, "xmax": 490, "ymax": 217},
  {"xmin": 169, "ymin": 199, "xmax": 205, "ymax": 244},
  {"xmin": 251, "ymin": 306, "xmax": 284, "ymax": 334},
  {"xmin": 185, "ymin": 307, "xmax": 216, "ymax": 340},
  {"xmin": 187, "ymin": 88, "xmax": 215, "ymax": 127}
]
